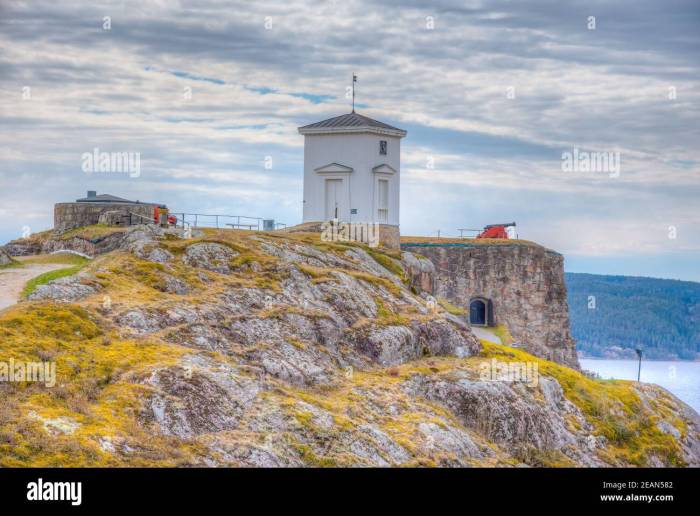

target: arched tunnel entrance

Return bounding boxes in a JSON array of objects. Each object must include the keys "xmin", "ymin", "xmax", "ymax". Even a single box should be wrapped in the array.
[{"xmin": 469, "ymin": 297, "xmax": 493, "ymax": 326}]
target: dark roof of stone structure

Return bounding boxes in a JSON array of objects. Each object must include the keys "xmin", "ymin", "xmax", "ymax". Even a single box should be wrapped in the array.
[{"xmin": 76, "ymin": 193, "xmax": 135, "ymax": 203}]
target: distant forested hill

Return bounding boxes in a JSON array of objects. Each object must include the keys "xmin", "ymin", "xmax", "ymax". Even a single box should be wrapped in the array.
[{"xmin": 565, "ymin": 273, "xmax": 700, "ymax": 360}]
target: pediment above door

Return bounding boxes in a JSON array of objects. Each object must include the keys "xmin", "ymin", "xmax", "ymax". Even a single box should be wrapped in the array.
[
  {"xmin": 372, "ymin": 163, "xmax": 397, "ymax": 175},
  {"xmin": 314, "ymin": 162, "xmax": 354, "ymax": 174}
]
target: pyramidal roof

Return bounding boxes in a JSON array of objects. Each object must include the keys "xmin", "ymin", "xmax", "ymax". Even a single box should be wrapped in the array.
[{"xmin": 298, "ymin": 112, "xmax": 407, "ymax": 137}]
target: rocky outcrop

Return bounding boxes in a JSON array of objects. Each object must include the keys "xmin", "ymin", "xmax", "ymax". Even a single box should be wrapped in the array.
[
  {"xmin": 111, "ymin": 235, "xmax": 480, "ymax": 388},
  {"xmin": 401, "ymin": 251, "xmax": 436, "ymax": 294},
  {"xmin": 42, "ymin": 233, "xmax": 125, "ymax": 257},
  {"xmin": 3, "ymin": 240, "xmax": 43, "ymax": 256},
  {"xmin": 5, "ymin": 231, "xmax": 126, "ymax": 257},
  {"xmin": 402, "ymin": 243, "xmax": 579, "ymax": 369},
  {"xmin": 2, "ymin": 227, "xmax": 697, "ymax": 468},
  {"xmin": 181, "ymin": 242, "xmax": 238, "ymax": 273},
  {"xmin": 27, "ymin": 273, "xmax": 101, "ymax": 302},
  {"xmin": 634, "ymin": 383, "xmax": 700, "ymax": 467},
  {"xmin": 404, "ymin": 374, "xmax": 605, "ymax": 466},
  {"xmin": 3, "ymin": 224, "xmax": 195, "ymax": 259},
  {"xmin": 350, "ymin": 320, "xmax": 479, "ymax": 367},
  {"xmin": 142, "ymin": 354, "xmax": 261, "ymax": 439},
  {"xmin": 0, "ymin": 246, "xmax": 14, "ymax": 266}
]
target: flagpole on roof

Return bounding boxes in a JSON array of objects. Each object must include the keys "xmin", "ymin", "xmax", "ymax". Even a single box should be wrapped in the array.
[{"xmin": 352, "ymin": 73, "xmax": 357, "ymax": 112}]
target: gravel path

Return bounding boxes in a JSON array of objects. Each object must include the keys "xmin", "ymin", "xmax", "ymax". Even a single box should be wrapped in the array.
[
  {"xmin": 470, "ymin": 326, "xmax": 502, "ymax": 344},
  {"xmin": 0, "ymin": 264, "xmax": 67, "ymax": 311}
]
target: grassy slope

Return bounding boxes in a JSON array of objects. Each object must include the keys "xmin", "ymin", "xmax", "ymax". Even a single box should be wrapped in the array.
[
  {"xmin": 18, "ymin": 254, "xmax": 90, "ymax": 266},
  {"xmin": 57, "ymin": 224, "xmax": 126, "ymax": 241},
  {"xmin": 0, "ymin": 229, "xmax": 692, "ymax": 467},
  {"xmin": 478, "ymin": 339, "xmax": 689, "ymax": 466},
  {"xmin": 17, "ymin": 254, "xmax": 90, "ymax": 298},
  {"xmin": 21, "ymin": 266, "xmax": 83, "ymax": 298},
  {"xmin": 0, "ymin": 304, "xmax": 190, "ymax": 466}
]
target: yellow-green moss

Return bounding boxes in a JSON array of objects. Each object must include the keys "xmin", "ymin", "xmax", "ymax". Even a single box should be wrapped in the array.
[
  {"xmin": 292, "ymin": 441, "xmax": 338, "ymax": 467},
  {"xmin": 367, "ymin": 249, "xmax": 405, "ymax": 280},
  {"xmin": 437, "ymin": 298, "xmax": 466, "ymax": 316},
  {"xmin": 288, "ymin": 338, "xmax": 308, "ymax": 350},
  {"xmin": 22, "ymin": 265, "xmax": 86, "ymax": 298},
  {"xmin": 514, "ymin": 446, "xmax": 577, "ymax": 467},
  {"xmin": 348, "ymin": 270, "xmax": 402, "ymax": 296},
  {"xmin": 297, "ymin": 263, "xmax": 335, "ymax": 283},
  {"xmin": 478, "ymin": 340, "xmax": 687, "ymax": 466},
  {"xmin": 19, "ymin": 254, "xmax": 89, "ymax": 266},
  {"xmin": 58, "ymin": 224, "xmax": 126, "ymax": 241},
  {"xmin": 374, "ymin": 298, "xmax": 410, "ymax": 326},
  {"xmin": 0, "ymin": 301, "xmax": 192, "ymax": 467},
  {"xmin": 492, "ymin": 324, "xmax": 514, "ymax": 345}
]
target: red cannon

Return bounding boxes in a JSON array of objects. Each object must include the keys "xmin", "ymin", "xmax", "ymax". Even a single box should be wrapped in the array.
[{"xmin": 476, "ymin": 222, "xmax": 516, "ymax": 239}]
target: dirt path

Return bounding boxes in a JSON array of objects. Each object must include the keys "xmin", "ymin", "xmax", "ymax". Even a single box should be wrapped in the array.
[
  {"xmin": 470, "ymin": 326, "xmax": 502, "ymax": 344},
  {"xmin": 0, "ymin": 264, "xmax": 68, "ymax": 311}
]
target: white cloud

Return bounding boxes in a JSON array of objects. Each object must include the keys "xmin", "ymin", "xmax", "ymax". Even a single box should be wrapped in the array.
[{"xmin": 0, "ymin": 0, "xmax": 698, "ymax": 275}]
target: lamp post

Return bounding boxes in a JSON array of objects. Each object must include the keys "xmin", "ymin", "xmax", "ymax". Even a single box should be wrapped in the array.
[{"xmin": 635, "ymin": 348, "xmax": 643, "ymax": 382}]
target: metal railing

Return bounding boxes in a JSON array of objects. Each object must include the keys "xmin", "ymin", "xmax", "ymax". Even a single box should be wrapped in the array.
[
  {"xmin": 457, "ymin": 228, "xmax": 481, "ymax": 239},
  {"xmin": 423, "ymin": 229, "xmax": 480, "ymax": 239},
  {"xmin": 124, "ymin": 211, "xmax": 283, "ymax": 233},
  {"xmin": 170, "ymin": 213, "xmax": 264, "ymax": 231},
  {"xmin": 127, "ymin": 211, "xmax": 155, "ymax": 225},
  {"xmin": 127, "ymin": 211, "xmax": 193, "ymax": 233}
]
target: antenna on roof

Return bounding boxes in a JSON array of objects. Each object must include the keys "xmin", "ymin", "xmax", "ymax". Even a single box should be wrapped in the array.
[{"xmin": 352, "ymin": 73, "xmax": 357, "ymax": 112}]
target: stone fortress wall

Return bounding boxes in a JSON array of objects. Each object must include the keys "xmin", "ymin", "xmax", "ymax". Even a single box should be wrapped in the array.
[
  {"xmin": 54, "ymin": 202, "xmax": 157, "ymax": 232},
  {"xmin": 402, "ymin": 242, "xmax": 579, "ymax": 369}
]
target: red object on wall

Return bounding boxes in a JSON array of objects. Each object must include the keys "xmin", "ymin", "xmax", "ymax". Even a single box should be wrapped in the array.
[
  {"xmin": 476, "ymin": 222, "xmax": 516, "ymax": 239},
  {"xmin": 153, "ymin": 206, "xmax": 175, "ymax": 225}
]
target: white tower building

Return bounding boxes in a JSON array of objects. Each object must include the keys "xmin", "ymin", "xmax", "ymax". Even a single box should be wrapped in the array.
[{"xmin": 298, "ymin": 112, "xmax": 407, "ymax": 246}]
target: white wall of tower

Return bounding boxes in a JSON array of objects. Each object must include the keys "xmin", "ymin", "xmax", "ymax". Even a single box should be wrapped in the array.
[{"xmin": 302, "ymin": 132, "xmax": 401, "ymax": 226}]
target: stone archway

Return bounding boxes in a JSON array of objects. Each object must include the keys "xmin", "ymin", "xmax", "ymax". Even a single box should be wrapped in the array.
[{"xmin": 469, "ymin": 297, "xmax": 491, "ymax": 326}]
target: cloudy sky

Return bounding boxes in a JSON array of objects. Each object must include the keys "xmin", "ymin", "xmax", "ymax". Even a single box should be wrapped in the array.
[{"xmin": 1, "ymin": 0, "xmax": 698, "ymax": 280}]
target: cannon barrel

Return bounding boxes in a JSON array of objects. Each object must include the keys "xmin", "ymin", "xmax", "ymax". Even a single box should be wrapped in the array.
[{"xmin": 483, "ymin": 222, "xmax": 516, "ymax": 229}]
